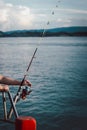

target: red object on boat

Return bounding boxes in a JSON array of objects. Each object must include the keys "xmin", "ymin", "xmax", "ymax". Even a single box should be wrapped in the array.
[{"xmin": 15, "ymin": 116, "xmax": 36, "ymax": 130}]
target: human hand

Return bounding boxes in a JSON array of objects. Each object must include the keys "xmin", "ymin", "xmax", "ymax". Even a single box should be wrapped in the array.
[
  {"xmin": 0, "ymin": 85, "xmax": 9, "ymax": 92},
  {"xmin": 23, "ymin": 80, "xmax": 32, "ymax": 87}
]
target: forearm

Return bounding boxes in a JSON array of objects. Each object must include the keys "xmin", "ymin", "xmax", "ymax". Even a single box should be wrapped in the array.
[{"xmin": 0, "ymin": 76, "xmax": 21, "ymax": 85}]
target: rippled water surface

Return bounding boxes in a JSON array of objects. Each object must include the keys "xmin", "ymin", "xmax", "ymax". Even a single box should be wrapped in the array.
[{"xmin": 0, "ymin": 37, "xmax": 87, "ymax": 130}]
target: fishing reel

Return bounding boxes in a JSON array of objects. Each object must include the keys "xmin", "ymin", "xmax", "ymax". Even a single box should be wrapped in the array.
[{"xmin": 20, "ymin": 86, "xmax": 32, "ymax": 100}]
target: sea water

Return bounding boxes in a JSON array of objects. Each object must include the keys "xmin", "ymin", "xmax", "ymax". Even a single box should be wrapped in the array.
[{"xmin": 0, "ymin": 37, "xmax": 87, "ymax": 130}]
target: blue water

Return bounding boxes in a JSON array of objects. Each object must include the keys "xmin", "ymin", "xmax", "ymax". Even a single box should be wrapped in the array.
[{"xmin": 0, "ymin": 37, "xmax": 87, "ymax": 130}]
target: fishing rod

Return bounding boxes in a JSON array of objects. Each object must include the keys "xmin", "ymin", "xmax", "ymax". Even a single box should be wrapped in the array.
[{"xmin": 8, "ymin": 1, "xmax": 61, "ymax": 119}]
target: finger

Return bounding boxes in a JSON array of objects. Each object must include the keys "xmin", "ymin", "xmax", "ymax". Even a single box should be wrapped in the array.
[{"xmin": 25, "ymin": 80, "xmax": 32, "ymax": 87}]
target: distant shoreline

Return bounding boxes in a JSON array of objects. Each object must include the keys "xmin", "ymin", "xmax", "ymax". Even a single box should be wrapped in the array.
[{"xmin": 0, "ymin": 26, "xmax": 87, "ymax": 37}]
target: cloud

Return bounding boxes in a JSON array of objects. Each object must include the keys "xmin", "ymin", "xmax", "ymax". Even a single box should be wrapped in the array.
[
  {"xmin": 56, "ymin": 17, "xmax": 87, "ymax": 27},
  {"xmin": 0, "ymin": 0, "xmax": 87, "ymax": 31},
  {"xmin": 56, "ymin": 18, "xmax": 71, "ymax": 27},
  {"xmin": 56, "ymin": 8, "xmax": 87, "ymax": 15},
  {"xmin": 0, "ymin": 0, "xmax": 34, "ymax": 31},
  {"xmin": 53, "ymin": 8, "xmax": 87, "ymax": 27},
  {"xmin": 57, "ymin": 18, "xmax": 71, "ymax": 23}
]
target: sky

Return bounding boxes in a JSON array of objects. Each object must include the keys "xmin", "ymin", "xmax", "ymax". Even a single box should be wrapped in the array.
[{"xmin": 0, "ymin": 0, "xmax": 87, "ymax": 31}]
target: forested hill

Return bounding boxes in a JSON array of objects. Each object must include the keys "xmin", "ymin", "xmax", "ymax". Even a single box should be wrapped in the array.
[{"xmin": 0, "ymin": 26, "xmax": 87, "ymax": 37}]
